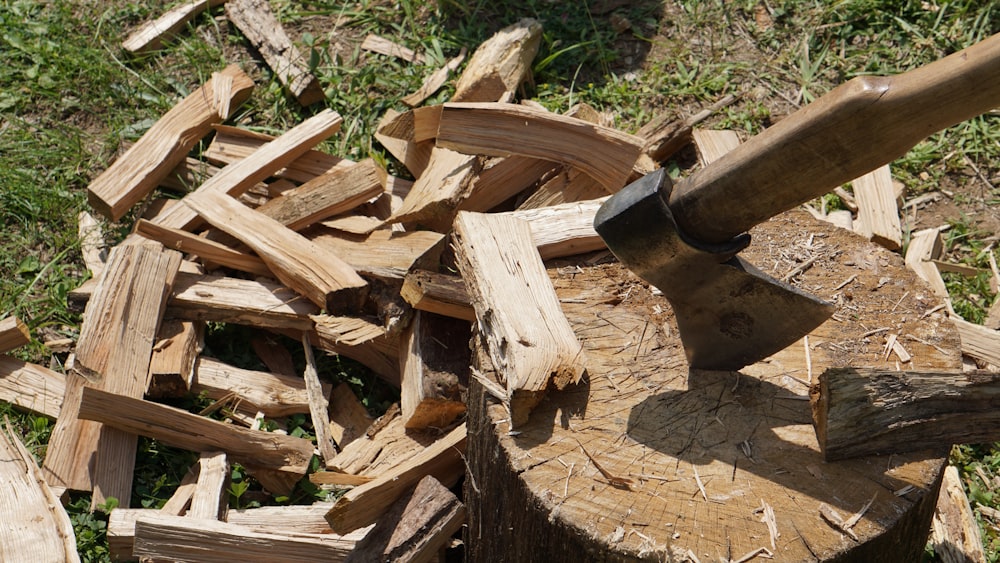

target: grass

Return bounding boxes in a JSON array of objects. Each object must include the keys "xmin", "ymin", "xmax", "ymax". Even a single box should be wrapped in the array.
[{"xmin": 1, "ymin": 0, "xmax": 999, "ymax": 559}]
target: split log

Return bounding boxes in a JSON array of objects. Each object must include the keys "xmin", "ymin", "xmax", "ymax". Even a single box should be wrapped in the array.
[
  {"xmin": 134, "ymin": 218, "xmax": 272, "ymax": 277},
  {"xmin": 251, "ymin": 336, "xmax": 296, "ymax": 376},
  {"xmin": 437, "ymin": 102, "xmax": 644, "ymax": 192},
  {"xmin": 400, "ymin": 270, "xmax": 474, "ymax": 322},
  {"xmin": 905, "ymin": 227, "xmax": 950, "ymax": 300},
  {"xmin": 328, "ymin": 408, "xmax": 439, "ymax": 476},
  {"xmin": 692, "ymin": 128, "xmax": 741, "ymax": 165},
  {"xmin": 162, "ymin": 463, "xmax": 200, "ymax": 515},
  {"xmin": 183, "ymin": 188, "xmax": 368, "ymax": 312},
  {"xmin": 516, "ymin": 167, "xmax": 607, "ymax": 209},
  {"xmin": 167, "ymin": 273, "xmax": 319, "ymax": 330},
  {"xmin": 852, "ymin": 165, "xmax": 903, "ymax": 251},
  {"xmin": 255, "ymin": 158, "xmax": 384, "ymax": 231},
  {"xmin": 930, "ymin": 465, "xmax": 986, "ymax": 563},
  {"xmin": 41, "ymin": 373, "xmax": 98, "ymax": 496},
  {"xmin": 812, "ymin": 367, "xmax": 1000, "ymax": 460},
  {"xmin": 122, "ymin": 0, "xmax": 227, "ymax": 53},
  {"xmin": 453, "ymin": 211, "xmax": 586, "ymax": 427},
  {"xmin": 302, "ymin": 335, "xmax": 338, "ymax": 464},
  {"xmin": 153, "ymin": 109, "xmax": 343, "ymax": 231},
  {"xmin": 308, "ymin": 227, "xmax": 446, "ymax": 281},
  {"xmin": 466, "ymin": 210, "xmax": 961, "ymax": 562},
  {"xmin": 0, "ymin": 315, "xmax": 30, "ymax": 355},
  {"xmin": 188, "ymin": 451, "xmax": 229, "ymax": 520},
  {"xmin": 225, "ymin": 0, "xmax": 324, "ymax": 106},
  {"xmin": 401, "ymin": 48, "xmax": 467, "ymax": 107},
  {"xmin": 450, "ymin": 18, "xmax": 541, "ymax": 103},
  {"xmin": 0, "ymin": 425, "xmax": 79, "ymax": 563},
  {"xmin": 373, "ymin": 108, "xmax": 433, "ymax": 178},
  {"xmin": 133, "ymin": 513, "xmax": 355, "ymax": 562},
  {"xmin": 309, "ymin": 314, "xmax": 401, "ymax": 385},
  {"xmin": 361, "ymin": 33, "xmax": 424, "ymax": 63},
  {"xmin": 77, "ymin": 387, "xmax": 314, "ymax": 494},
  {"xmin": 147, "ymin": 319, "xmax": 203, "ymax": 398},
  {"xmin": 0, "ymin": 356, "xmax": 65, "ymax": 419},
  {"xmin": 951, "ymin": 316, "xmax": 1000, "ymax": 366},
  {"xmin": 328, "ymin": 382, "xmax": 371, "ymax": 450},
  {"xmin": 457, "ymin": 155, "xmax": 558, "ymax": 213},
  {"xmin": 191, "ymin": 356, "xmax": 329, "ymax": 418},
  {"xmin": 325, "ymin": 422, "xmax": 466, "ymax": 534},
  {"xmin": 400, "ymin": 311, "xmax": 470, "ymax": 430},
  {"xmin": 346, "ymin": 475, "xmax": 465, "ymax": 563},
  {"xmin": 87, "ymin": 65, "xmax": 254, "ymax": 220},
  {"xmin": 204, "ymin": 124, "xmax": 355, "ymax": 183},
  {"xmin": 389, "ymin": 146, "xmax": 482, "ymax": 231},
  {"xmin": 637, "ymin": 93, "xmax": 738, "ymax": 162},
  {"xmin": 77, "ymin": 210, "xmax": 107, "ymax": 277},
  {"xmin": 505, "ymin": 198, "xmax": 606, "ymax": 260}
]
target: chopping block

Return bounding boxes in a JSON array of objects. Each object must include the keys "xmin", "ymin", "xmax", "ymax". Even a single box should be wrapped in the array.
[{"xmin": 465, "ymin": 209, "xmax": 961, "ymax": 562}]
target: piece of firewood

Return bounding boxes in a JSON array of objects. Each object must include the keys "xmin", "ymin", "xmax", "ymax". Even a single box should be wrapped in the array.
[
  {"xmin": 931, "ymin": 465, "xmax": 986, "ymax": 563},
  {"xmin": 88, "ymin": 65, "xmax": 253, "ymax": 220},
  {"xmin": 453, "ymin": 212, "xmax": 587, "ymax": 427},
  {"xmin": 251, "ymin": 336, "xmax": 296, "ymax": 376},
  {"xmin": 346, "ymin": 475, "xmax": 465, "ymax": 563},
  {"xmin": 951, "ymin": 316, "xmax": 1000, "ymax": 367},
  {"xmin": 637, "ymin": 93, "xmax": 739, "ymax": 162},
  {"xmin": 163, "ymin": 462, "xmax": 201, "ymax": 515},
  {"xmin": 692, "ymin": 129, "xmax": 741, "ymax": 165},
  {"xmin": 390, "ymin": 147, "xmax": 482, "ymax": 231},
  {"xmin": 188, "ymin": 451, "xmax": 229, "ymax": 520},
  {"xmin": 328, "ymin": 382, "xmax": 372, "ymax": 450},
  {"xmin": 361, "ymin": 33, "xmax": 424, "ymax": 64},
  {"xmin": 309, "ymin": 314, "xmax": 402, "ymax": 385},
  {"xmin": 154, "ymin": 109, "xmax": 343, "ymax": 230},
  {"xmin": 325, "ymin": 423, "xmax": 467, "ymax": 534},
  {"xmin": 42, "ymin": 372, "xmax": 98, "ymax": 496},
  {"xmin": 183, "ymin": 189, "xmax": 369, "ymax": 312},
  {"xmin": 167, "ymin": 273, "xmax": 319, "ymax": 330},
  {"xmin": 133, "ymin": 513, "xmax": 356, "ymax": 562},
  {"xmin": 134, "ymin": 218, "xmax": 272, "ymax": 277},
  {"xmin": 852, "ymin": 165, "xmax": 903, "ymax": 251},
  {"xmin": 78, "ymin": 210, "xmax": 107, "ymax": 277},
  {"xmin": 457, "ymin": 155, "xmax": 558, "ymax": 213},
  {"xmin": 400, "ymin": 270, "xmax": 474, "ymax": 322},
  {"xmin": 0, "ymin": 425, "xmax": 79, "ymax": 563},
  {"xmin": 147, "ymin": 319, "xmax": 203, "ymax": 398},
  {"xmin": 451, "ymin": 18, "xmax": 541, "ymax": 103},
  {"xmin": 401, "ymin": 48, "xmax": 467, "ymax": 107},
  {"xmin": 77, "ymin": 387, "xmax": 314, "ymax": 493},
  {"xmin": 438, "ymin": 102, "xmax": 644, "ymax": 192},
  {"xmin": 191, "ymin": 356, "xmax": 329, "ymax": 418},
  {"xmin": 812, "ymin": 367, "xmax": 1000, "ymax": 460},
  {"xmin": 517, "ymin": 166, "xmax": 608, "ymax": 209},
  {"xmin": 308, "ymin": 227, "xmax": 446, "ymax": 281},
  {"xmin": 328, "ymin": 407, "xmax": 443, "ymax": 477},
  {"xmin": 301, "ymin": 335, "xmax": 337, "ymax": 464},
  {"xmin": 400, "ymin": 311, "xmax": 469, "ymax": 430},
  {"xmin": 0, "ymin": 316, "xmax": 30, "ymax": 355},
  {"xmin": 122, "ymin": 0, "xmax": 227, "ymax": 53},
  {"xmin": 204, "ymin": 124, "xmax": 355, "ymax": 183},
  {"xmin": 225, "ymin": 0, "xmax": 324, "ymax": 106},
  {"xmin": 904, "ymin": 227, "xmax": 950, "ymax": 300},
  {"xmin": 0, "ymin": 356, "xmax": 65, "ymax": 419},
  {"xmin": 255, "ymin": 158, "xmax": 384, "ymax": 231},
  {"xmin": 505, "ymin": 198, "xmax": 606, "ymax": 260},
  {"xmin": 373, "ymin": 109, "xmax": 433, "ymax": 178}
]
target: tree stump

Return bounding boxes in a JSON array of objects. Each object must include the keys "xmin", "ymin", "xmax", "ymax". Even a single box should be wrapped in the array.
[{"xmin": 466, "ymin": 209, "xmax": 961, "ymax": 562}]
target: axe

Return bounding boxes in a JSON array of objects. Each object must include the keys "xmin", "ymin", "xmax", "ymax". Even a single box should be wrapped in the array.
[{"xmin": 595, "ymin": 32, "xmax": 1000, "ymax": 371}]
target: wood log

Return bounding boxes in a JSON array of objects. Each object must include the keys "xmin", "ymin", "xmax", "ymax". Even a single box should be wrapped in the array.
[
  {"xmin": 905, "ymin": 227, "xmax": 950, "ymax": 300},
  {"xmin": 191, "ymin": 356, "xmax": 329, "ymax": 418},
  {"xmin": 400, "ymin": 311, "xmax": 470, "ymax": 430},
  {"xmin": 457, "ymin": 155, "xmax": 558, "ymax": 213},
  {"xmin": 951, "ymin": 316, "xmax": 1000, "ymax": 366},
  {"xmin": 225, "ymin": 0, "xmax": 324, "ymax": 106},
  {"xmin": 328, "ymin": 382, "xmax": 371, "ymax": 450},
  {"xmin": 134, "ymin": 218, "xmax": 273, "ymax": 277},
  {"xmin": 42, "ymin": 372, "xmax": 99, "ymax": 495},
  {"xmin": 0, "ymin": 425, "xmax": 79, "ymax": 563},
  {"xmin": 400, "ymin": 270, "xmax": 474, "ymax": 322},
  {"xmin": 451, "ymin": 18, "xmax": 541, "ymax": 103},
  {"xmin": 122, "ymin": 0, "xmax": 227, "ymax": 53},
  {"xmin": 183, "ymin": 189, "xmax": 368, "ymax": 312},
  {"xmin": 328, "ymin": 407, "xmax": 440, "ymax": 477},
  {"xmin": 162, "ymin": 462, "xmax": 201, "ymax": 515},
  {"xmin": 147, "ymin": 319, "xmax": 203, "ymax": 398},
  {"xmin": 692, "ymin": 128, "xmax": 741, "ymax": 165},
  {"xmin": 0, "ymin": 355, "xmax": 65, "ymax": 419},
  {"xmin": 437, "ymin": 102, "xmax": 644, "ymax": 192},
  {"xmin": 77, "ymin": 210, "xmax": 107, "ymax": 278},
  {"xmin": 517, "ymin": 166, "xmax": 607, "ymax": 210},
  {"xmin": 188, "ymin": 451, "xmax": 229, "ymax": 520},
  {"xmin": 636, "ymin": 94, "xmax": 738, "ymax": 162},
  {"xmin": 204, "ymin": 124, "xmax": 355, "ymax": 183},
  {"xmin": 302, "ymin": 335, "xmax": 338, "ymax": 464},
  {"xmin": 309, "ymin": 314, "xmax": 401, "ymax": 385},
  {"xmin": 401, "ymin": 48, "xmax": 467, "ymax": 107},
  {"xmin": 930, "ymin": 465, "xmax": 986, "ymax": 563},
  {"xmin": 390, "ymin": 147, "xmax": 482, "ymax": 231},
  {"xmin": 153, "ymin": 109, "xmax": 343, "ymax": 231},
  {"xmin": 465, "ymin": 209, "xmax": 960, "ymax": 562},
  {"xmin": 255, "ymin": 158, "xmax": 384, "ymax": 231},
  {"xmin": 852, "ymin": 164, "xmax": 903, "ymax": 251},
  {"xmin": 167, "ymin": 273, "xmax": 319, "ymax": 330},
  {"xmin": 453, "ymin": 211, "xmax": 586, "ymax": 427},
  {"xmin": 77, "ymin": 387, "xmax": 314, "ymax": 493},
  {"xmin": 812, "ymin": 367, "xmax": 1000, "ymax": 460},
  {"xmin": 346, "ymin": 475, "xmax": 465, "ymax": 563},
  {"xmin": 360, "ymin": 33, "xmax": 424, "ymax": 63},
  {"xmin": 87, "ymin": 65, "xmax": 254, "ymax": 220},
  {"xmin": 505, "ymin": 198, "xmax": 606, "ymax": 260},
  {"xmin": 374, "ymin": 108, "xmax": 433, "ymax": 178},
  {"xmin": 325, "ymin": 422, "xmax": 466, "ymax": 534},
  {"xmin": 308, "ymin": 227, "xmax": 445, "ymax": 281},
  {"xmin": 0, "ymin": 315, "xmax": 30, "ymax": 355},
  {"xmin": 133, "ymin": 513, "xmax": 355, "ymax": 562}
]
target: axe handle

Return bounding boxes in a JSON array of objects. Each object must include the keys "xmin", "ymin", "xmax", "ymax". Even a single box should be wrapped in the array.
[{"xmin": 668, "ymin": 32, "xmax": 1000, "ymax": 245}]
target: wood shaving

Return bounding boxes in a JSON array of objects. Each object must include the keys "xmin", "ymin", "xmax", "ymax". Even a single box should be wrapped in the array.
[
  {"xmin": 818, "ymin": 503, "xmax": 858, "ymax": 541},
  {"xmin": 577, "ymin": 439, "xmax": 633, "ymax": 490}
]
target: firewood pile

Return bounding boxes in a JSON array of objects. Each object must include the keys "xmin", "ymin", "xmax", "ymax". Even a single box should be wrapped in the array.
[{"xmin": 3, "ymin": 2, "xmax": 997, "ymax": 562}]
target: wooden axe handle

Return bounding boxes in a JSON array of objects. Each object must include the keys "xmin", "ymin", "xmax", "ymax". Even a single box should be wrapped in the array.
[{"xmin": 669, "ymin": 32, "xmax": 1000, "ymax": 244}]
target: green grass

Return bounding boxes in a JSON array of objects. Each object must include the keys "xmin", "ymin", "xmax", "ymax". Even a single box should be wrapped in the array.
[{"xmin": 2, "ymin": 0, "xmax": 1000, "ymax": 559}]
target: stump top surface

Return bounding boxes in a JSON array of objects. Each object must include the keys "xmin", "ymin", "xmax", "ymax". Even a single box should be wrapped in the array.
[{"xmin": 484, "ymin": 210, "xmax": 960, "ymax": 561}]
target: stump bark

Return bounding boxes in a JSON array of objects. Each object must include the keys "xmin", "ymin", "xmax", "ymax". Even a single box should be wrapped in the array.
[{"xmin": 466, "ymin": 209, "xmax": 960, "ymax": 562}]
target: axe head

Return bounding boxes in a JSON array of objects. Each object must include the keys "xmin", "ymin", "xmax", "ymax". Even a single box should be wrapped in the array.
[{"xmin": 594, "ymin": 169, "xmax": 835, "ymax": 371}]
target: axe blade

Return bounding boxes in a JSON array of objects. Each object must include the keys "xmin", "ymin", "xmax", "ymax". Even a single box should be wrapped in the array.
[{"xmin": 594, "ymin": 169, "xmax": 835, "ymax": 371}]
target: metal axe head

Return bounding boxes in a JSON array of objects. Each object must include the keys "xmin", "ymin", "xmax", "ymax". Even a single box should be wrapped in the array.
[{"xmin": 594, "ymin": 169, "xmax": 835, "ymax": 371}]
